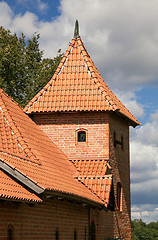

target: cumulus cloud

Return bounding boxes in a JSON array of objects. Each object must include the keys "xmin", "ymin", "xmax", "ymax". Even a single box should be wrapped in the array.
[
  {"xmin": 1, "ymin": 0, "xmax": 158, "ymax": 91},
  {"xmin": 130, "ymin": 109, "xmax": 158, "ymax": 221},
  {"xmin": 114, "ymin": 90, "xmax": 144, "ymax": 119},
  {"xmin": 0, "ymin": 1, "xmax": 13, "ymax": 28},
  {"xmin": 132, "ymin": 204, "xmax": 158, "ymax": 223}
]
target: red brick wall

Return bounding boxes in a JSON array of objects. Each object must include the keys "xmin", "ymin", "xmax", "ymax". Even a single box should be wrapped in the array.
[
  {"xmin": 33, "ymin": 111, "xmax": 109, "ymax": 160},
  {"xmin": 0, "ymin": 197, "xmax": 122, "ymax": 240},
  {"xmin": 0, "ymin": 198, "xmax": 89, "ymax": 240},
  {"xmin": 109, "ymin": 112, "xmax": 131, "ymax": 240},
  {"xmin": 31, "ymin": 111, "xmax": 131, "ymax": 240}
]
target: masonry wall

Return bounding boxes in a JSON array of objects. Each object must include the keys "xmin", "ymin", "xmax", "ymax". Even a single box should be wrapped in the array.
[
  {"xmin": 0, "ymin": 198, "xmax": 89, "ymax": 240},
  {"xmin": 109, "ymin": 112, "xmax": 131, "ymax": 240},
  {"xmin": 33, "ymin": 111, "xmax": 109, "ymax": 160},
  {"xmin": 31, "ymin": 111, "xmax": 132, "ymax": 240},
  {"xmin": 0, "ymin": 197, "xmax": 119, "ymax": 240}
]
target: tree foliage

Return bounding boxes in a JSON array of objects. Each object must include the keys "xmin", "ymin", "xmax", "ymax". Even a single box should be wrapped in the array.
[
  {"xmin": 0, "ymin": 26, "xmax": 63, "ymax": 107},
  {"xmin": 131, "ymin": 219, "xmax": 158, "ymax": 240}
]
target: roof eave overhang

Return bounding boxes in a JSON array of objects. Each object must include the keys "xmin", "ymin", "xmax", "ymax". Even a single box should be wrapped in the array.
[
  {"xmin": 116, "ymin": 111, "xmax": 140, "ymax": 128},
  {"xmin": 44, "ymin": 189, "xmax": 105, "ymax": 210}
]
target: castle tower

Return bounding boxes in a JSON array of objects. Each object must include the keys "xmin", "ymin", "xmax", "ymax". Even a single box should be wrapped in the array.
[{"xmin": 24, "ymin": 21, "xmax": 140, "ymax": 240}]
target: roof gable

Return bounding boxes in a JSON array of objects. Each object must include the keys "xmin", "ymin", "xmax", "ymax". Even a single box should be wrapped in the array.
[{"xmin": 24, "ymin": 36, "xmax": 140, "ymax": 126}]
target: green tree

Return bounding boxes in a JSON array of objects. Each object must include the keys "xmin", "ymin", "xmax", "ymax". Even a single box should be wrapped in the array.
[
  {"xmin": 131, "ymin": 219, "xmax": 158, "ymax": 240},
  {"xmin": 0, "ymin": 26, "xmax": 63, "ymax": 107}
]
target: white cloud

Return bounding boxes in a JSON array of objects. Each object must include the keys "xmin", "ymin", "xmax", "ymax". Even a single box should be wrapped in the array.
[
  {"xmin": 1, "ymin": 0, "xmax": 158, "ymax": 92},
  {"xmin": 114, "ymin": 90, "xmax": 144, "ymax": 119},
  {"xmin": 130, "ymin": 109, "xmax": 158, "ymax": 222},
  {"xmin": 132, "ymin": 204, "xmax": 158, "ymax": 223},
  {"xmin": 12, "ymin": 12, "xmax": 39, "ymax": 37},
  {"xmin": 37, "ymin": 0, "xmax": 48, "ymax": 12},
  {"xmin": 0, "ymin": 1, "xmax": 13, "ymax": 28}
]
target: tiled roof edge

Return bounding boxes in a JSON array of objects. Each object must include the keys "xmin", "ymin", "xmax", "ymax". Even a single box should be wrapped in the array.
[
  {"xmin": 24, "ymin": 38, "xmax": 76, "ymax": 113},
  {"xmin": 44, "ymin": 187, "xmax": 105, "ymax": 208},
  {"xmin": 77, "ymin": 179, "xmax": 109, "ymax": 207},
  {"xmin": 77, "ymin": 38, "xmax": 140, "ymax": 125},
  {"xmin": 0, "ymin": 194, "xmax": 42, "ymax": 203},
  {"xmin": 77, "ymin": 38, "xmax": 118, "ymax": 111},
  {"xmin": 0, "ymin": 159, "xmax": 44, "ymax": 194},
  {"xmin": 0, "ymin": 90, "xmax": 41, "ymax": 164}
]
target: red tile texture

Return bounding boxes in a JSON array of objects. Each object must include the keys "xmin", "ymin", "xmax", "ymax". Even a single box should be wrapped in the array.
[
  {"xmin": 70, "ymin": 159, "xmax": 112, "ymax": 205},
  {"xmin": 0, "ymin": 169, "xmax": 41, "ymax": 203},
  {"xmin": 24, "ymin": 37, "xmax": 140, "ymax": 127},
  {"xmin": 70, "ymin": 159, "xmax": 109, "ymax": 177},
  {"xmin": 0, "ymin": 89, "xmax": 104, "ymax": 206}
]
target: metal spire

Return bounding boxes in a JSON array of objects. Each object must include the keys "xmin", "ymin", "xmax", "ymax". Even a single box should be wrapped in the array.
[{"xmin": 74, "ymin": 20, "xmax": 79, "ymax": 38}]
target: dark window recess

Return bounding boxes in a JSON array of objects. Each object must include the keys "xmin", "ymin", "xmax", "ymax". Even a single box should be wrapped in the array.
[
  {"xmin": 90, "ymin": 221, "xmax": 96, "ymax": 240},
  {"xmin": 55, "ymin": 228, "xmax": 59, "ymax": 240},
  {"xmin": 117, "ymin": 182, "xmax": 122, "ymax": 211},
  {"xmin": 114, "ymin": 132, "xmax": 124, "ymax": 150},
  {"xmin": 7, "ymin": 225, "xmax": 14, "ymax": 240},
  {"xmin": 74, "ymin": 229, "xmax": 77, "ymax": 240},
  {"xmin": 78, "ymin": 131, "xmax": 86, "ymax": 142}
]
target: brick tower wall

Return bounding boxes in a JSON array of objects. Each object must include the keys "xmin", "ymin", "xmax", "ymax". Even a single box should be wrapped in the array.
[
  {"xmin": 109, "ymin": 112, "xmax": 131, "ymax": 240},
  {"xmin": 33, "ymin": 111, "xmax": 110, "ymax": 160},
  {"xmin": 32, "ymin": 110, "xmax": 131, "ymax": 240}
]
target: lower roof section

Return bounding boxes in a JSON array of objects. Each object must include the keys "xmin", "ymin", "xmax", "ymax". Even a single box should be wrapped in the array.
[{"xmin": 0, "ymin": 169, "xmax": 42, "ymax": 203}]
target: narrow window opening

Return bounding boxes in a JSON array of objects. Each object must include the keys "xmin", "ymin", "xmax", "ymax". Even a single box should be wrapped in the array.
[
  {"xmin": 74, "ymin": 229, "xmax": 77, "ymax": 240},
  {"xmin": 7, "ymin": 224, "xmax": 14, "ymax": 240},
  {"xmin": 90, "ymin": 221, "xmax": 96, "ymax": 240},
  {"xmin": 117, "ymin": 182, "xmax": 122, "ymax": 211},
  {"xmin": 55, "ymin": 228, "xmax": 59, "ymax": 240},
  {"xmin": 121, "ymin": 135, "xmax": 124, "ymax": 150},
  {"xmin": 78, "ymin": 131, "xmax": 86, "ymax": 142}
]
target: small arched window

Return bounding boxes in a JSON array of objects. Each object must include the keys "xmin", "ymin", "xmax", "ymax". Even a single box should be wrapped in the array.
[
  {"xmin": 78, "ymin": 131, "xmax": 86, "ymax": 142},
  {"xmin": 74, "ymin": 229, "xmax": 77, "ymax": 240},
  {"xmin": 117, "ymin": 182, "xmax": 122, "ymax": 211},
  {"xmin": 7, "ymin": 224, "xmax": 14, "ymax": 240}
]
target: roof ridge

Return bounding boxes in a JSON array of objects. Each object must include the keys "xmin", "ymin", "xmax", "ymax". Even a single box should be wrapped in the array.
[
  {"xmin": 24, "ymin": 38, "xmax": 77, "ymax": 113},
  {"xmin": 76, "ymin": 38, "xmax": 118, "ymax": 111},
  {"xmin": 0, "ymin": 90, "xmax": 41, "ymax": 165}
]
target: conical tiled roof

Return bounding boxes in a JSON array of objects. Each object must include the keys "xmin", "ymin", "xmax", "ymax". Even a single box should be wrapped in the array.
[{"xmin": 24, "ymin": 34, "xmax": 140, "ymax": 127}]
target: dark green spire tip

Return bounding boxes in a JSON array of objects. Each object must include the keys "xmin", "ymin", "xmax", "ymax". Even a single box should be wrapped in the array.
[{"xmin": 74, "ymin": 20, "xmax": 79, "ymax": 38}]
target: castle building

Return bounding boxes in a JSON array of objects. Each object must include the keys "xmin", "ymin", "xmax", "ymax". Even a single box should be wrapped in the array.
[{"xmin": 0, "ymin": 21, "xmax": 140, "ymax": 239}]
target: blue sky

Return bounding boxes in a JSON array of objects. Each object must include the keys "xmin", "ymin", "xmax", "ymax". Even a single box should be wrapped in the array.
[{"xmin": 1, "ymin": 0, "xmax": 158, "ymax": 223}]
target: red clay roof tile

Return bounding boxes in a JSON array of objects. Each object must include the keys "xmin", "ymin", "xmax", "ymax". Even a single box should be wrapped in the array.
[
  {"xmin": 71, "ymin": 159, "xmax": 112, "ymax": 206},
  {"xmin": 0, "ymin": 89, "xmax": 104, "ymax": 206},
  {"xmin": 24, "ymin": 37, "xmax": 140, "ymax": 127},
  {"xmin": 0, "ymin": 169, "xmax": 41, "ymax": 203}
]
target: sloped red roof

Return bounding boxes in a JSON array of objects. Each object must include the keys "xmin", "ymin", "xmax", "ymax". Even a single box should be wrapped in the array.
[
  {"xmin": 24, "ymin": 36, "xmax": 140, "ymax": 127},
  {"xmin": 0, "ymin": 169, "xmax": 41, "ymax": 203},
  {"xmin": 71, "ymin": 159, "xmax": 112, "ymax": 206},
  {"xmin": 0, "ymin": 89, "xmax": 104, "ymax": 206}
]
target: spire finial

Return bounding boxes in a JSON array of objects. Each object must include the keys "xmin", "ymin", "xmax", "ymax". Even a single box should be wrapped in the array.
[{"xmin": 74, "ymin": 20, "xmax": 79, "ymax": 38}]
